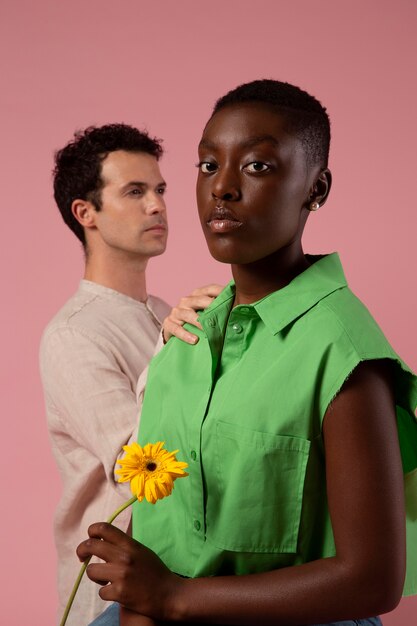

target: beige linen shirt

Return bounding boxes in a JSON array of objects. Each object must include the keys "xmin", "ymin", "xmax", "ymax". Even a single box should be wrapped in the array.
[{"xmin": 40, "ymin": 280, "xmax": 170, "ymax": 625}]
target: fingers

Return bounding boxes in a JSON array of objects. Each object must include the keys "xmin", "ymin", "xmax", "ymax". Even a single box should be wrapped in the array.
[
  {"xmin": 163, "ymin": 304, "xmax": 202, "ymax": 345},
  {"xmin": 163, "ymin": 318, "xmax": 200, "ymax": 345},
  {"xmin": 77, "ymin": 537, "xmax": 120, "ymax": 563},
  {"xmin": 77, "ymin": 523, "xmax": 139, "ymax": 561},
  {"xmin": 85, "ymin": 561, "xmax": 116, "ymax": 586},
  {"xmin": 85, "ymin": 562, "xmax": 112, "ymax": 586},
  {"xmin": 176, "ymin": 294, "xmax": 216, "ymax": 312},
  {"xmin": 190, "ymin": 283, "xmax": 224, "ymax": 297},
  {"xmin": 88, "ymin": 522, "xmax": 133, "ymax": 545},
  {"xmin": 188, "ymin": 295, "xmax": 217, "ymax": 310},
  {"xmin": 167, "ymin": 306, "xmax": 202, "ymax": 328},
  {"xmin": 163, "ymin": 284, "xmax": 224, "ymax": 345}
]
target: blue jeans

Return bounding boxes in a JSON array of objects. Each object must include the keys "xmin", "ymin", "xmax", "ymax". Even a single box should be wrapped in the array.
[
  {"xmin": 316, "ymin": 617, "xmax": 382, "ymax": 626},
  {"xmin": 89, "ymin": 602, "xmax": 119, "ymax": 625},
  {"xmin": 88, "ymin": 603, "xmax": 383, "ymax": 626}
]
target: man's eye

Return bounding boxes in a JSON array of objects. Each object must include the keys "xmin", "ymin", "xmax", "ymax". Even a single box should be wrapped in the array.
[
  {"xmin": 244, "ymin": 162, "xmax": 269, "ymax": 173},
  {"xmin": 198, "ymin": 162, "xmax": 217, "ymax": 174},
  {"xmin": 129, "ymin": 188, "xmax": 143, "ymax": 196},
  {"xmin": 157, "ymin": 187, "xmax": 166, "ymax": 195}
]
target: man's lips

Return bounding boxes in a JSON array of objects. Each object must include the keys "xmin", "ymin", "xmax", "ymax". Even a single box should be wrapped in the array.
[{"xmin": 145, "ymin": 223, "xmax": 167, "ymax": 232}]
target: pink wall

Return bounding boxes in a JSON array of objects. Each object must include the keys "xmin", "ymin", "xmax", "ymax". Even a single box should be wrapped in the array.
[{"xmin": 1, "ymin": 1, "xmax": 416, "ymax": 623}]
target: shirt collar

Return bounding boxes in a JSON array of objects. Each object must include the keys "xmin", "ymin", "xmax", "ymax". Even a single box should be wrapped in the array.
[
  {"xmin": 200, "ymin": 253, "xmax": 347, "ymax": 335},
  {"xmin": 79, "ymin": 279, "xmax": 150, "ymax": 309}
]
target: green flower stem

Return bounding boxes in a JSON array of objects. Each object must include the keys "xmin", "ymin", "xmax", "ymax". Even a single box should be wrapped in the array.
[
  {"xmin": 59, "ymin": 495, "xmax": 137, "ymax": 626},
  {"xmin": 106, "ymin": 495, "xmax": 137, "ymax": 524}
]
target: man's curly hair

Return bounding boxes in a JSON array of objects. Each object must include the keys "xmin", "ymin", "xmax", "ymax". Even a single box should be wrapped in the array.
[{"xmin": 53, "ymin": 123, "xmax": 163, "ymax": 246}]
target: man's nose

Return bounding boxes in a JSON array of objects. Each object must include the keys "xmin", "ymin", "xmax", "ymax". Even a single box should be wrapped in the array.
[{"xmin": 144, "ymin": 192, "xmax": 166, "ymax": 214}]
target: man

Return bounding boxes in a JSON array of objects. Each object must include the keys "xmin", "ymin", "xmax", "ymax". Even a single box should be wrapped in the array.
[{"xmin": 40, "ymin": 123, "xmax": 219, "ymax": 625}]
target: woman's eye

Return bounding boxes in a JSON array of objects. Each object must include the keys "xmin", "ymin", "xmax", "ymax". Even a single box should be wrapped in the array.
[
  {"xmin": 244, "ymin": 162, "xmax": 269, "ymax": 173},
  {"xmin": 198, "ymin": 161, "xmax": 217, "ymax": 174}
]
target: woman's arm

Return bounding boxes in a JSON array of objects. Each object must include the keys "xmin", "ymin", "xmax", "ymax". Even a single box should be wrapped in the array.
[{"xmin": 78, "ymin": 360, "xmax": 406, "ymax": 625}]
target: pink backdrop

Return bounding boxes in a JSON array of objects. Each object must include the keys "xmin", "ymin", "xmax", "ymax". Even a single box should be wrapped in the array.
[{"xmin": 1, "ymin": 1, "xmax": 416, "ymax": 623}]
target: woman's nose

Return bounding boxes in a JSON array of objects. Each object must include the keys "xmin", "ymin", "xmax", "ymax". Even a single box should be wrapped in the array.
[{"xmin": 211, "ymin": 169, "xmax": 241, "ymax": 201}]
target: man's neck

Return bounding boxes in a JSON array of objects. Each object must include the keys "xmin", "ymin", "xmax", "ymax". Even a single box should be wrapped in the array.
[{"xmin": 84, "ymin": 253, "xmax": 148, "ymax": 302}]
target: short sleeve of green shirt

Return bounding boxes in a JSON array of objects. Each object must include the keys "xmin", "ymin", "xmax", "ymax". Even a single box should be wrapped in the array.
[{"xmin": 133, "ymin": 253, "xmax": 417, "ymax": 595}]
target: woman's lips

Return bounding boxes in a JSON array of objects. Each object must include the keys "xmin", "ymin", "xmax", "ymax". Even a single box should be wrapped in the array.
[
  {"xmin": 207, "ymin": 218, "xmax": 242, "ymax": 233},
  {"xmin": 207, "ymin": 205, "xmax": 242, "ymax": 233}
]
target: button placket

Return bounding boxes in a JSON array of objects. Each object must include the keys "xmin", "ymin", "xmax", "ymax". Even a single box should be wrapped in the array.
[
  {"xmin": 189, "ymin": 436, "xmax": 206, "ymax": 545},
  {"xmin": 188, "ymin": 368, "xmax": 213, "ymax": 550},
  {"xmin": 223, "ymin": 310, "xmax": 252, "ymax": 363}
]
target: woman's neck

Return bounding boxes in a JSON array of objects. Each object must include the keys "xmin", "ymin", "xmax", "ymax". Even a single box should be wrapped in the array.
[{"xmin": 231, "ymin": 246, "xmax": 311, "ymax": 306}]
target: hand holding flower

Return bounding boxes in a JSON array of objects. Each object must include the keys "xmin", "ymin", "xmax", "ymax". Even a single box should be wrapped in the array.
[
  {"xmin": 60, "ymin": 442, "xmax": 188, "ymax": 626},
  {"xmin": 77, "ymin": 523, "xmax": 185, "ymax": 621}
]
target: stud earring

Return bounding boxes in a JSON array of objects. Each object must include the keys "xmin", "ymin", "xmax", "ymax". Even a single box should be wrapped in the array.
[{"xmin": 309, "ymin": 201, "xmax": 320, "ymax": 211}]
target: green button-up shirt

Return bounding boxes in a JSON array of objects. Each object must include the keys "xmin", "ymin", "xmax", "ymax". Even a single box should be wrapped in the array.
[{"xmin": 133, "ymin": 253, "xmax": 417, "ymax": 595}]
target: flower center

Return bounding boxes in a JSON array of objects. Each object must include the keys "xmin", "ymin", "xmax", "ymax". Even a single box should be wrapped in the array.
[{"xmin": 146, "ymin": 461, "xmax": 157, "ymax": 472}]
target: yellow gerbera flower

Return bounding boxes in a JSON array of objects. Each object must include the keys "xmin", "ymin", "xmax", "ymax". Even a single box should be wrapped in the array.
[{"xmin": 116, "ymin": 441, "xmax": 188, "ymax": 504}]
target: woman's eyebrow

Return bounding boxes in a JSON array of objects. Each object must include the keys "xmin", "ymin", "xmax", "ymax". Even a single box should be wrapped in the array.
[
  {"xmin": 240, "ymin": 135, "xmax": 279, "ymax": 148},
  {"xmin": 198, "ymin": 135, "xmax": 279, "ymax": 151},
  {"xmin": 198, "ymin": 138, "xmax": 217, "ymax": 150}
]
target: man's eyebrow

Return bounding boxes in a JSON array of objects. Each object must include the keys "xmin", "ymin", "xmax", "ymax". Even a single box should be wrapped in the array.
[
  {"xmin": 121, "ymin": 180, "xmax": 167, "ymax": 190},
  {"xmin": 198, "ymin": 135, "xmax": 279, "ymax": 151}
]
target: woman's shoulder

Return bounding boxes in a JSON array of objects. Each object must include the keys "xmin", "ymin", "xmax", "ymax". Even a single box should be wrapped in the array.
[{"xmin": 317, "ymin": 286, "xmax": 396, "ymax": 359}]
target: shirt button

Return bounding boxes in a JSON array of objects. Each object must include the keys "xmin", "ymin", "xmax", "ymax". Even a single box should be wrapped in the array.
[
  {"xmin": 232, "ymin": 323, "xmax": 243, "ymax": 333},
  {"xmin": 207, "ymin": 317, "xmax": 216, "ymax": 327},
  {"xmin": 194, "ymin": 519, "xmax": 201, "ymax": 531},
  {"xmin": 240, "ymin": 307, "xmax": 250, "ymax": 314},
  {"xmin": 190, "ymin": 450, "xmax": 197, "ymax": 461}
]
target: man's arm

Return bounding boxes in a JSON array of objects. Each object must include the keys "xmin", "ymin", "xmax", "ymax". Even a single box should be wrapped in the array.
[{"xmin": 40, "ymin": 326, "xmax": 141, "ymax": 485}]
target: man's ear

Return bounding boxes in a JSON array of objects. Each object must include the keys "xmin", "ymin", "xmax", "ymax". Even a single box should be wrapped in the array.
[
  {"xmin": 309, "ymin": 169, "xmax": 332, "ymax": 208},
  {"xmin": 71, "ymin": 199, "xmax": 97, "ymax": 229}
]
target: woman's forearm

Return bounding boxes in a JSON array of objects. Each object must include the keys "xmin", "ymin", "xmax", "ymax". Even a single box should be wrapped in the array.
[{"xmin": 169, "ymin": 554, "xmax": 400, "ymax": 625}]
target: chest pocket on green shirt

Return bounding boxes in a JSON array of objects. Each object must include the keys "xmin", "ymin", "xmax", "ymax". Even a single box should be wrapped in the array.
[{"xmin": 206, "ymin": 421, "xmax": 311, "ymax": 554}]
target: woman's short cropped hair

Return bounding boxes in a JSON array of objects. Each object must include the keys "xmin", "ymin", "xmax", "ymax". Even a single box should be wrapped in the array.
[{"xmin": 212, "ymin": 79, "xmax": 330, "ymax": 169}]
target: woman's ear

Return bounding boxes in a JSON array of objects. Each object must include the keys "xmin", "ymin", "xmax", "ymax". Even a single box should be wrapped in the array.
[{"xmin": 309, "ymin": 169, "xmax": 332, "ymax": 209}]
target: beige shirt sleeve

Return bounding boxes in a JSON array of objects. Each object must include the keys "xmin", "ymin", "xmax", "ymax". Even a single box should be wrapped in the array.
[
  {"xmin": 41, "ymin": 325, "xmax": 139, "ymax": 488},
  {"xmin": 118, "ymin": 331, "xmax": 166, "ymax": 456}
]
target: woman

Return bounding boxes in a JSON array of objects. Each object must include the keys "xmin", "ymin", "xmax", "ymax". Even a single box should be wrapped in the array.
[{"xmin": 79, "ymin": 79, "xmax": 417, "ymax": 626}]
